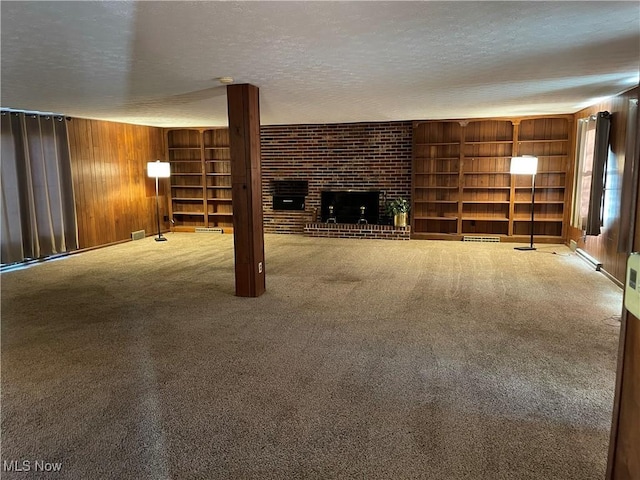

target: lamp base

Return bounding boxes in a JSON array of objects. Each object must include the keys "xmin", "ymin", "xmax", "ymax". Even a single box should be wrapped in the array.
[
  {"xmin": 155, "ymin": 236, "xmax": 168, "ymax": 242},
  {"xmin": 514, "ymin": 246, "xmax": 536, "ymax": 251}
]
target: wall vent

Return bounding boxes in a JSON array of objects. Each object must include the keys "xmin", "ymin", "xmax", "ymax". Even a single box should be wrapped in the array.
[
  {"xmin": 462, "ymin": 236, "xmax": 501, "ymax": 243},
  {"xmin": 195, "ymin": 227, "xmax": 224, "ymax": 234},
  {"xmin": 131, "ymin": 230, "xmax": 145, "ymax": 241}
]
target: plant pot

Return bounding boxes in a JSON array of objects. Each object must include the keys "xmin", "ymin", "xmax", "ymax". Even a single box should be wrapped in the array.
[{"xmin": 394, "ymin": 213, "xmax": 407, "ymax": 227}]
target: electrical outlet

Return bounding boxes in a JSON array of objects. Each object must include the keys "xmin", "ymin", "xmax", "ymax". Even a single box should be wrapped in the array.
[{"xmin": 258, "ymin": 262, "xmax": 263, "ymax": 274}]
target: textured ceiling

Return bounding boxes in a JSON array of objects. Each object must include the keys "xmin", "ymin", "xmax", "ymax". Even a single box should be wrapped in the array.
[{"xmin": 1, "ymin": 1, "xmax": 638, "ymax": 127}]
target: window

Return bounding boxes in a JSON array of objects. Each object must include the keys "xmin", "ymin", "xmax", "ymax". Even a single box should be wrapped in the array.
[{"xmin": 571, "ymin": 112, "xmax": 611, "ymax": 235}]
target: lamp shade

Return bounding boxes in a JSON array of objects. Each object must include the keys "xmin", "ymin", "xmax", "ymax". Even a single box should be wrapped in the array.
[
  {"xmin": 147, "ymin": 160, "xmax": 171, "ymax": 178},
  {"xmin": 510, "ymin": 156, "xmax": 538, "ymax": 175}
]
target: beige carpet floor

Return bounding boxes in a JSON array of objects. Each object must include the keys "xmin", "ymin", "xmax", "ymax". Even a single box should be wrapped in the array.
[{"xmin": 0, "ymin": 233, "xmax": 623, "ymax": 479}]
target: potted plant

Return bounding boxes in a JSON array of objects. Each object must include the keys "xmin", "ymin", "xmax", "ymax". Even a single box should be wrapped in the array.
[{"xmin": 386, "ymin": 198, "xmax": 410, "ymax": 227}]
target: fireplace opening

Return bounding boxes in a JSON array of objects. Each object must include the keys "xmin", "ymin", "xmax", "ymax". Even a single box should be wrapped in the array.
[
  {"xmin": 320, "ymin": 190, "xmax": 380, "ymax": 224},
  {"xmin": 271, "ymin": 180, "xmax": 309, "ymax": 211}
]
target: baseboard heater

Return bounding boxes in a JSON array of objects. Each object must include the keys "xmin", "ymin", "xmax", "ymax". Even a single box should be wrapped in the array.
[
  {"xmin": 131, "ymin": 230, "xmax": 145, "ymax": 241},
  {"xmin": 195, "ymin": 227, "xmax": 224, "ymax": 234},
  {"xmin": 462, "ymin": 236, "xmax": 500, "ymax": 243},
  {"xmin": 576, "ymin": 248, "xmax": 602, "ymax": 271}
]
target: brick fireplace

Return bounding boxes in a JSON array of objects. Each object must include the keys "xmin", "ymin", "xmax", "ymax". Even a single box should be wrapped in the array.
[{"xmin": 260, "ymin": 121, "xmax": 412, "ymax": 234}]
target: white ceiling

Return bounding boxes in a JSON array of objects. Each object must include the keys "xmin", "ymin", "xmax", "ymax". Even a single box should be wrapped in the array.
[{"xmin": 1, "ymin": 1, "xmax": 638, "ymax": 127}]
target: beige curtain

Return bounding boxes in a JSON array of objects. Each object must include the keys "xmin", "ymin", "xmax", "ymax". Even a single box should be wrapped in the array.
[{"xmin": 1, "ymin": 111, "xmax": 78, "ymax": 264}]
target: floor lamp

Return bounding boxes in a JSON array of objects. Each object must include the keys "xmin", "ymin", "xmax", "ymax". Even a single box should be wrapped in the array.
[
  {"xmin": 510, "ymin": 156, "xmax": 538, "ymax": 251},
  {"xmin": 147, "ymin": 160, "xmax": 171, "ymax": 242}
]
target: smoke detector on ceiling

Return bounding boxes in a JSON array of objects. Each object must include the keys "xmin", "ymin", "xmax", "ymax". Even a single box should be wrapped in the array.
[{"xmin": 217, "ymin": 77, "xmax": 234, "ymax": 85}]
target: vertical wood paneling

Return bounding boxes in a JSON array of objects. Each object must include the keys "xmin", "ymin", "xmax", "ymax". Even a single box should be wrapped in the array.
[
  {"xmin": 67, "ymin": 118, "xmax": 166, "ymax": 248},
  {"xmin": 569, "ymin": 87, "xmax": 638, "ymax": 283},
  {"xmin": 608, "ymin": 88, "xmax": 640, "ymax": 480},
  {"xmin": 612, "ymin": 315, "xmax": 640, "ymax": 480}
]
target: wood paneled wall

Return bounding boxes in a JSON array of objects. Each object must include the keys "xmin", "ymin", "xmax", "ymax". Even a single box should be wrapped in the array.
[
  {"xmin": 67, "ymin": 118, "xmax": 167, "ymax": 248},
  {"xmin": 569, "ymin": 88, "xmax": 638, "ymax": 283},
  {"xmin": 611, "ymin": 315, "xmax": 640, "ymax": 479},
  {"xmin": 608, "ymin": 92, "xmax": 640, "ymax": 480}
]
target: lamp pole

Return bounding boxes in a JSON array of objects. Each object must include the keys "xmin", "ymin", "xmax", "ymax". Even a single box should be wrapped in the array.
[
  {"xmin": 154, "ymin": 174, "xmax": 167, "ymax": 242},
  {"xmin": 514, "ymin": 173, "xmax": 536, "ymax": 251},
  {"xmin": 512, "ymin": 156, "xmax": 538, "ymax": 251},
  {"xmin": 528, "ymin": 173, "xmax": 536, "ymax": 249},
  {"xmin": 148, "ymin": 160, "xmax": 170, "ymax": 242}
]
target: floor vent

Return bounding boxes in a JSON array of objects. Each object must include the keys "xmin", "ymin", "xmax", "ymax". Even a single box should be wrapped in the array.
[
  {"xmin": 131, "ymin": 230, "xmax": 145, "ymax": 241},
  {"xmin": 195, "ymin": 227, "xmax": 224, "ymax": 234},
  {"xmin": 462, "ymin": 235, "xmax": 501, "ymax": 243}
]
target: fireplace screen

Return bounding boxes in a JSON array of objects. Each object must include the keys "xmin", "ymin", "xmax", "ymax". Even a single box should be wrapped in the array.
[{"xmin": 320, "ymin": 191, "xmax": 380, "ymax": 224}]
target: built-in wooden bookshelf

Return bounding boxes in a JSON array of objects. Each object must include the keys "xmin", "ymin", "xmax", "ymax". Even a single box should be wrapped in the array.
[
  {"xmin": 413, "ymin": 121, "xmax": 461, "ymax": 235},
  {"xmin": 513, "ymin": 118, "xmax": 570, "ymax": 239},
  {"xmin": 166, "ymin": 128, "xmax": 233, "ymax": 232},
  {"xmin": 411, "ymin": 116, "xmax": 573, "ymax": 242}
]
